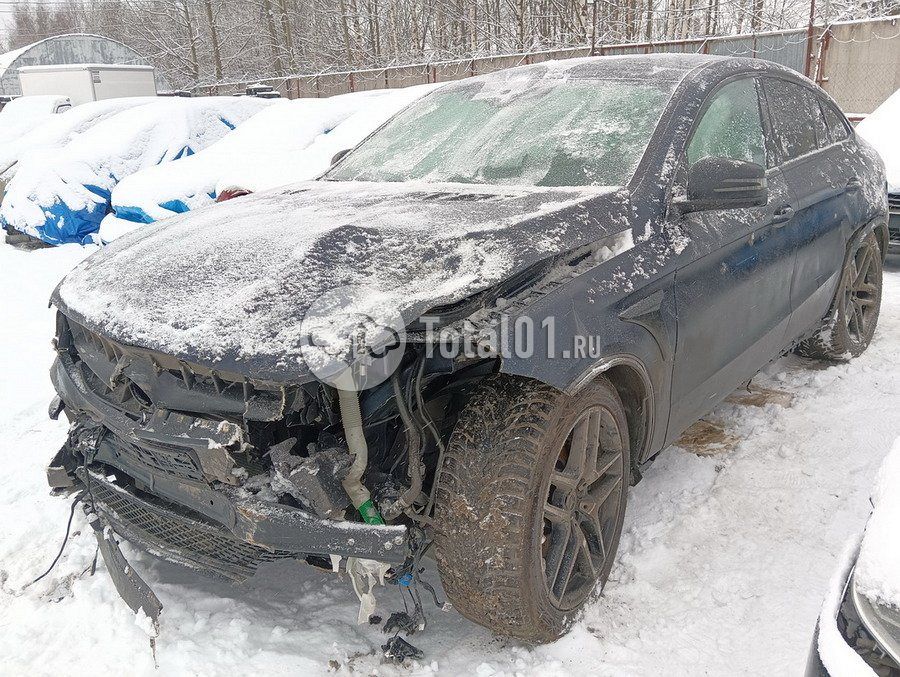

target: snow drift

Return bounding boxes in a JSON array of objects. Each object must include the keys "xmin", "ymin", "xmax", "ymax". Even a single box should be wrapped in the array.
[
  {"xmin": 0, "ymin": 96, "xmax": 273, "ymax": 245},
  {"xmin": 103, "ymin": 85, "xmax": 439, "ymax": 239}
]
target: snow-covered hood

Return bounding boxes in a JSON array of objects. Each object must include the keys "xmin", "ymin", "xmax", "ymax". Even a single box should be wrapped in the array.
[{"xmin": 54, "ymin": 180, "xmax": 630, "ymax": 381}]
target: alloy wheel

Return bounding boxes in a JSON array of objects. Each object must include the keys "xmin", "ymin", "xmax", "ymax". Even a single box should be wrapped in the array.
[
  {"xmin": 843, "ymin": 239, "xmax": 879, "ymax": 344},
  {"xmin": 541, "ymin": 406, "xmax": 625, "ymax": 610}
]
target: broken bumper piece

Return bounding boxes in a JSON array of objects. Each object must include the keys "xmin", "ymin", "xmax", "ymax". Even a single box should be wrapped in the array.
[
  {"xmin": 88, "ymin": 511, "xmax": 163, "ymax": 629},
  {"xmin": 49, "ymin": 351, "xmax": 409, "ymax": 583},
  {"xmin": 69, "ymin": 467, "xmax": 408, "ymax": 583}
]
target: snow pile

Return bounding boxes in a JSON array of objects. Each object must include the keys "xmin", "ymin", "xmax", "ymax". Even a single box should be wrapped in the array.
[
  {"xmin": 104, "ymin": 85, "xmax": 437, "ymax": 236},
  {"xmin": 0, "ymin": 97, "xmax": 155, "ymax": 180},
  {"xmin": 0, "ymin": 95, "xmax": 68, "ymax": 141},
  {"xmin": 857, "ymin": 89, "xmax": 900, "ymax": 192},
  {"xmin": 854, "ymin": 437, "xmax": 900, "ymax": 610},
  {"xmin": 55, "ymin": 180, "xmax": 618, "ymax": 380},
  {"xmin": 0, "ymin": 96, "xmax": 272, "ymax": 245}
]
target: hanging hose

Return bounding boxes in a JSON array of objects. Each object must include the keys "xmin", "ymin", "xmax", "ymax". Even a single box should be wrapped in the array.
[
  {"xmin": 383, "ymin": 371, "xmax": 424, "ymax": 520},
  {"xmin": 337, "ymin": 388, "xmax": 384, "ymax": 525}
]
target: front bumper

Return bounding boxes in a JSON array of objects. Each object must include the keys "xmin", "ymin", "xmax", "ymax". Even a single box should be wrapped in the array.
[
  {"xmin": 50, "ymin": 351, "xmax": 409, "ymax": 581},
  {"xmin": 806, "ymin": 556, "xmax": 900, "ymax": 676}
]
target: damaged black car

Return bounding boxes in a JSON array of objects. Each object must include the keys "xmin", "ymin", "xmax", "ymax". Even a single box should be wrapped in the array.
[{"xmin": 45, "ymin": 54, "xmax": 889, "ymax": 643}]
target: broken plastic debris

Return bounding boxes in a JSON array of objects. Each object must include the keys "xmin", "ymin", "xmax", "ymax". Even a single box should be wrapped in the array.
[
  {"xmin": 382, "ymin": 635, "xmax": 424, "ymax": 663},
  {"xmin": 346, "ymin": 557, "xmax": 389, "ymax": 625}
]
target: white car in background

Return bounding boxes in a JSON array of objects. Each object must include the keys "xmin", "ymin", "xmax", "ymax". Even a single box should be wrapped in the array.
[
  {"xmin": 101, "ymin": 83, "xmax": 439, "ymax": 241},
  {"xmin": 806, "ymin": 439, "xmax": 900, "ymax": 675},
  {"xmin": 857, "ymin": 89, "xmax": 900, "ymax": 252}
]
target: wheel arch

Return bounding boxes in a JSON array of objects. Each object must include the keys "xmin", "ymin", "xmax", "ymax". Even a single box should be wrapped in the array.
[
  {"xmin": 564, "ymin": 355, "xmax": 654, "ymax": 477},
  {"xmin": 872, "ymin": 220, "xmax": 889, "ymax": 261}
]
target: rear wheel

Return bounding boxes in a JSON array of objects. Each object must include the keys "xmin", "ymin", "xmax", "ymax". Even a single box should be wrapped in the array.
[
  {"xmin": 798, "ymin": 231, "xmax": 882, "ymax": 360},
  {"xmin": 433, "ymin": 374, "xmax": 630, "ymax": 642}
]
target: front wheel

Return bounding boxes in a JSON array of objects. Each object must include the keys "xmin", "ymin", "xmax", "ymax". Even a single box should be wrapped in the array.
[
  {"xmin": 798, "ymin": 231, "xmax": 883, "ymax": 361},
  {"xmin": 433, "ymin": 374, "xmax": 630, "ymax": 642}
]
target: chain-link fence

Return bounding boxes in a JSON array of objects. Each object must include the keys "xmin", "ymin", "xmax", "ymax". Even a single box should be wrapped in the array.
[{"xmin": 816, "ymin": 17, "xmax": 900, "ymax": 114}]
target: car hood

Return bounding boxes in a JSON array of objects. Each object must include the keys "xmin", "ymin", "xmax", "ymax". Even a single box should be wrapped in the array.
[
  {"xmin": 854, "ymin": 437, "xmax": 900, "ymax": 611},
  {"xmin": 54, "ymin": 180, "xmax": 632, "ymax": 381}
]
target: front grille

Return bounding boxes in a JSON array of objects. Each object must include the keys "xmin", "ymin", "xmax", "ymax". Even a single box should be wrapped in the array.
[
  {"xmin": 889, "ymin": 193, "xmax": 900, "ymax": 212},
  {"xmin": 111, "ymin": 436, "xmax": 206, "ymax": 483},
  {"xmin": 83, "ymin": 470, "xmax": 298, "ymax": 581}
]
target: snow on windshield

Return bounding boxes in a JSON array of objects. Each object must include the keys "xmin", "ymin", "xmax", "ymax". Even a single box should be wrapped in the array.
[
  {"xmin": 0, "ymin": 95, "xmax": 65, "ymax": 140},
  {"xmin": 329, "ymin": 74, "xmax": 674, "ymax": 187}
]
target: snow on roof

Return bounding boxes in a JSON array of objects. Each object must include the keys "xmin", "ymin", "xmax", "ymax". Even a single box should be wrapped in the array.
[
  {"xmin": 0, "ymin": 34, "xmax": 157, "ymax": 96},
  {"xmin": 18, "ymin": 64, "xmax": 154, "ymax": 72},
  {"xmin": 0, "ymin": 42, "xmax": 31, "ymax": 73},
  {"xmin": 0, "ymin": 34, "xmax": 137, "ymax": 74}
]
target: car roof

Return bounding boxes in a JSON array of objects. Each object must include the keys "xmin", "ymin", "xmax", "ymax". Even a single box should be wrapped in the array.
[{"xmin": 439, "ymin": 53, "xmax": 803, "ymax": 89}]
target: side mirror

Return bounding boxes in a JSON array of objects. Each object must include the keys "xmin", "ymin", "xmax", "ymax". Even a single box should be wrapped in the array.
[
  {"xmin": 676, "ymin": 156, "xmax": 767, "ymax": 213},
  {"xmin": 331, "ymin": 148, "xmax": 351, "ymax": 165}
]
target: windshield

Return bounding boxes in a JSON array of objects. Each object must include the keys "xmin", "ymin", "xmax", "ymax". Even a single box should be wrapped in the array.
[{"xmin": 327, "ymin": 76, "xmax": 673, "ymax": 187}]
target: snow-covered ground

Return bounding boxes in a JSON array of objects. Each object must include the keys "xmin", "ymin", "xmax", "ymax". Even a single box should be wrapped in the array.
[{"xmin": 1, "ymin": 242, "xmax": 899, "ymax": 676}]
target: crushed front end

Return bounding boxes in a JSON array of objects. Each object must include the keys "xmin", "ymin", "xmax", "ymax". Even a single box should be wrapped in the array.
[{"xmin": 46, "ymin": 311, "xmax": 418, "ymax": 606}]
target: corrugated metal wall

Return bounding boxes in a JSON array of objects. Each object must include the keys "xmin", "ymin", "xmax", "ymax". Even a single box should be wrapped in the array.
[{"xmin": 0, "ymin": 34, "xmax": 165, "ymax": 96}]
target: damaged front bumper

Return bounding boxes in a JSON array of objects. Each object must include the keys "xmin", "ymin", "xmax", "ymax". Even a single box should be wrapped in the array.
[{"xmin": 49, "ymin": 351, "xmax": 410, "ymax": 584}]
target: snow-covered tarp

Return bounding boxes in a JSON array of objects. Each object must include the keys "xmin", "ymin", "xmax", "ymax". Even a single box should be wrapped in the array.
[
  {"xmin": 103, "ymin": 84, "xmax": 438, "ymax": 239},
  {"xmin": 0, "ymin": 97, "xmax": 156, "ymax": 181},
  {"xmin": 0, "ymin": 96, "xmax": 273, "ymax": 245},
  {"xmin": 0, "ymin": 95, "xmax": 69, "ymax": 142},
  {"xmin": 857, "ymin": 88, "xmax": 900, "ymax": 193}
]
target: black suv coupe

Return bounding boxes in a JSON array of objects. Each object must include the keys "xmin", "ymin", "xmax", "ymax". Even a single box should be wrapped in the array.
[{"xmin": 45, "ymin": 54, "xmax": 888, "ymax": 642}]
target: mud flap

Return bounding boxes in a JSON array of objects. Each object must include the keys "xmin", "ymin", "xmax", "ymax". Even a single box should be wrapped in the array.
[{"xmin": 89, "ymin": 515, "xmax": 163, "ymax": 631}]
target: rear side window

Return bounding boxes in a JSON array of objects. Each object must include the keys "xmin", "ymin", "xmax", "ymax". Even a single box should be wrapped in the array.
[
  {"xmin": 820, "ymin": 101, "xmax": 850, "ymax": 144},
  {"xmin": 764, "ymin": 78, "xmax": 822, "ymax": 162},
  {"xmin": 687, "ymin": 78, "xmax": 766, "ymax": 167}
]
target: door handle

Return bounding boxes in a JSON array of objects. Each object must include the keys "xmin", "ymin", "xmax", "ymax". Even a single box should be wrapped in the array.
[
  {"xmin": 771, "ymin": 204, "xmax": 794, "ymax": 226},
  {"xmin": 846, "ymin": 177, "xmax": 862, "ymax": 192}
]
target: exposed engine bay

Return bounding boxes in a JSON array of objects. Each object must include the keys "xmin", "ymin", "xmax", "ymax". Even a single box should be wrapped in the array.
[{"xmin": 46, "ymin": 311, "xmax": 481, "ymax": 651}]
